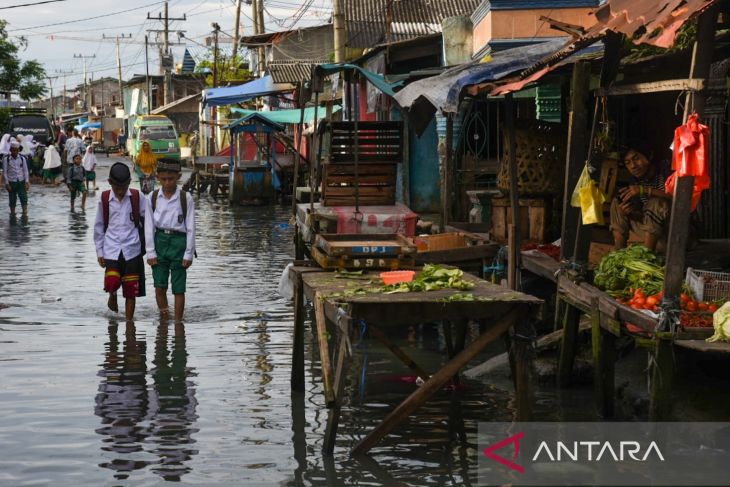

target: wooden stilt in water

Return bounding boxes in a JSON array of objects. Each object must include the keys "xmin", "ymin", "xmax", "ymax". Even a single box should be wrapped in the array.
[
  {"xmin": 368, "ymin": 323, "xmax": 430, "ymax": 383},
  {"xmin": 590, "ymin": 298, "xmax": 616, "ymax": 417},
  {"xmin": 323, "ymin": 325, "xmax": 350, "ymax": 454},
  {"xmin": 352, "ymin": 307, "xmax": 524, "ymax": 456},
  {"xmin": 314, "ymin": 295, "xmax": 335, "ymax": 407},
  {"xmin": 291, "ymin": 273, "xmax": 305, "ymax": 392},
  {"xmin": 649, "ymin": 338, "xmax": 674, "ymax": 420},
  {"xmin": 557, "ymin": 303, "xmax": 581, "ymax": 387},
  {"xmin": 509, "ymin": 319, "xmax": 535, "ymax": 421}
]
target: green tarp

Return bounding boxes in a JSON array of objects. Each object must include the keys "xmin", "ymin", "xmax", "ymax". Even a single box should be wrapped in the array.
[{"xmin": 230, "ymin": 105, "xmax": 341, "ymax": 125}]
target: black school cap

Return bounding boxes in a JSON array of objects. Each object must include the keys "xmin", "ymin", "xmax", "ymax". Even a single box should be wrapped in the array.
[
  {"xmin": 157, "ymin": 158, "xmax": 181, "ymax": 173},
  {"xmin": 109, "ymin": 162, "xmax": 131, "ymax": 185}
]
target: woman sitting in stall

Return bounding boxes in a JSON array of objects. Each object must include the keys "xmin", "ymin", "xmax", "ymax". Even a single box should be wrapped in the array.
[
  {"xmin": 610, "ymin": 144, "xmax": 673, "ymax": 252},
  {"xmin": 134, "ymin": 140, "xmax": 157, "ymax": 194}
]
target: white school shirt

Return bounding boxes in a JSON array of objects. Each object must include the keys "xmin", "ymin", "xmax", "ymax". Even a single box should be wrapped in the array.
[
  {"xmin": 2, "ymin": 154, "xmax": 30, "ymax": 183},
  {"xmin": 145, "ymin": 187, "xmax": 196, "ymax": 262},
  {"xmin": 93, "ymin": 189, "xmax": 156, "ymax": 260}
]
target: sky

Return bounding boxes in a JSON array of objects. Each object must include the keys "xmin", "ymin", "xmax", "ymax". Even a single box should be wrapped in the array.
[{"xmin": 0, "ymin": 0, "xmax": 332, "ymax": 98}]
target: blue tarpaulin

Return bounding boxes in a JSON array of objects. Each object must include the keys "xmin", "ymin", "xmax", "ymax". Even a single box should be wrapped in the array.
[
  {"xmin": 75, "ymin": 121, "xmax": 102, "ymax": 131},
  {"xmin": 394, "ymin": 39, "xmax": 568, "ymax": 118},
  {"xmin": 202, "ymin": 75, "xmax": 294, "ymax": 107}
]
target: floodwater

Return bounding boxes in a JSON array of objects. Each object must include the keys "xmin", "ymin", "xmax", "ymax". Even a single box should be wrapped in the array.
[{"xmin": 2, "ymin": 157, "xmax": 727, "ymax": 486}]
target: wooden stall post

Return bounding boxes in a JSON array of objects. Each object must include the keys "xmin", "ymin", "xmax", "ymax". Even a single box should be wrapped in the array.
[
  {"xmin": 560, "ymin": 61, "xmax": 591, "ymax": 260},
  {"xmin": 591, "ymin": 297, "xmax": 616, "ymax": 417},
  {"xmin": 291, "ymin": 272, "xmax": 306, "ymax": 392},
  {"xmin": 314, "ymin": 294, "xmax": 336, "ymax": 407},
  {"xmin": 441, "ymin": 113, "xmax": 454, "ymax": 231},
  {"xmin": 651, "ymin": 4, "xmax": 719, "ymax": 420},
  {"xmin": 293, "ymin": 80, "xmax": 307, "ymax": 260},
  {"xmin": 557, "ymin": 301, "xmax": 581, "ymax": 387},
  {"xmin": 323, "ymin": 321, "xmax": 351, "ymax": 454}
]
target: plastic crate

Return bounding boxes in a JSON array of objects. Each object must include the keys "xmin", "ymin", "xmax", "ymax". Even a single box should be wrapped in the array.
[{"xmin": 685, "ymin": 267, "xmax": 730, "ymax": 302}]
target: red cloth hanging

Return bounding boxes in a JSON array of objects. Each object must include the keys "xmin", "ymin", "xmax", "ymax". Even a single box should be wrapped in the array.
[{"xmin": 666, "ymin": 113, "xmax": 711, "ymax": 211}]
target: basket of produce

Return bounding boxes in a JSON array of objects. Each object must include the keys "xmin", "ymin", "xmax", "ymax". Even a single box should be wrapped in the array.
[{"xmin": 685, "ymin": 268, "xmax": 730, "ymax": 303}]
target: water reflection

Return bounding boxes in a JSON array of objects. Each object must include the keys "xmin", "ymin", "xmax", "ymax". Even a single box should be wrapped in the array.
[
  {"xmin": 148, "ymin": 321, "xmax": 199, "ymax": 481},
  {"xmin": 94, "ymin": 321, "xmax": 151, "ymax": 479},
  {"xmin": 94, "ymin": 321, "xmax": 198, "ymax": 482}
]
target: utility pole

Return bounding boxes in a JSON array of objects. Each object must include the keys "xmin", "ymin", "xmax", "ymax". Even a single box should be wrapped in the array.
[
  {"xmin": 232, "ymin": 0, "xmax": 242, "ymax": 60},
  {"xmin": 46, "ymin": 75, "xmax": 58, "ymax": 119},
  {"xmin": 333, "ymin": 0, "xmax": 345, "ymax": 63},
  {"xmin": 147, "ymin": 1, "xmax": 187, "ymax": 105},
  {"xmin": 55, "ymin": 69, "xmax": 73, "ymax": 113},
  {"xmin": 145, "ymin": 35, "xmax": 151, "ymax": 114},
  {"xmin": 103, "ymin": 33, "xmax": 132, "ymax": 109},
  {"xmin": 210, "ymin": 22, "xmax": 221, "ymax": 155},
  {"xmin": 73, "ymin": 53, "xmax": 96, "ymax": 110},
  {"xmin": 251, "ymin": 0, "xmax": 266, "ymax": 74}
]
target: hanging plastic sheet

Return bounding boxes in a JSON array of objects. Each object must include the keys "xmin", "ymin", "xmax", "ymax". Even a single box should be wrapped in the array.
[{"xmin": 666, "ymin": 113, "xmax": 711, "ymax": 211}]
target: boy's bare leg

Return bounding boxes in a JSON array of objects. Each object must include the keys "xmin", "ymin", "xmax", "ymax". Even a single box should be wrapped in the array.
[
  {"xmin": 107, "ymin": 292, "xmax": 118, "ymax": 312},
  {"xmin": 125, "ymin": 297, "xmax": 135, "ymax": 322},
  {"xmin": 156, "ymin": 287, "xmax": 170, "ymax": 319},
  {"xmin": 174, "ymin": 293, "xmax": 185, "ymax": 323},
  {"xmin": 81, "ymin": 193, "xmax": 87, "ymax": 210}
]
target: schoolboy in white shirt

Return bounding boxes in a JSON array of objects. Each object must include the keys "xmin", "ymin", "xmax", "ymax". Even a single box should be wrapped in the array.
[
  {"xmin": 145, "ymin": 158, "xmax": 195, "ymax": 322},
  {"xmin": 93, "ymin": 162, "xmax": 155, "ymax": 321}
]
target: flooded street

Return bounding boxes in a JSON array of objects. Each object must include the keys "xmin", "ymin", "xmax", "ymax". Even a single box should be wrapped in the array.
[{"xmin": 0, "ymin": 156, "xmax": 645, "ymax": 485}]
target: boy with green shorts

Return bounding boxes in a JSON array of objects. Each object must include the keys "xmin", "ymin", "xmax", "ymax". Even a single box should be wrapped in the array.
[
  {"xmin": 145, "ymin": 158, "xmax": 196, "ymax": 322},
  {"xmin": 66, "ymin": 153, "xmax": 87, "ymax": 211}
]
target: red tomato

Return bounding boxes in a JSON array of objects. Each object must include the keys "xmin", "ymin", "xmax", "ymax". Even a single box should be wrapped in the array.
[
  {"xmin": 708, "ymin": 304, "xmax": 719, "ymax": 313},
  {"xmin": 634, "ymin": 289, "xmax": 646, "ymax": 299},
  {"xmin": 680, "ymin": 293, "xmax": 690, "ymax": 303},
  {"xmin": 634, "ymin": 297, "xmax": 646, "ymax": 306},
  {"xmin": 698, "ymin": 302, "xmax": 709, "ymax": 311},
  {"xmin": 686, "ymin": 301, "xmax": 698, "ymax": 312},
  {"xmin": 646, "ymin": 296, "xmax": 659, "ymax": 306}
]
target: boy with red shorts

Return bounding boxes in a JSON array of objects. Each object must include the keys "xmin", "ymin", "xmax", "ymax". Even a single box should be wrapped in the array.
[{"xmin": 93, "ymin": 162, "xmax": 155, "ymax": 321}]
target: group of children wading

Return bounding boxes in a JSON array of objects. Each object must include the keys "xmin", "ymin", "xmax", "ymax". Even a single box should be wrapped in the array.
[{"xmin": 93, "ymin": 159, "xmax": 196, "ymax": 323}]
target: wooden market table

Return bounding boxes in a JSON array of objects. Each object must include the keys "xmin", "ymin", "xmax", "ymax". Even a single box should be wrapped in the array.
[
  {"xmin": 288, "ymin": 264, "xmax": 542, "ymax": 455},
  {"xmin": 519, "ymin": 248, "xmax": 730, "ymax": 419}
]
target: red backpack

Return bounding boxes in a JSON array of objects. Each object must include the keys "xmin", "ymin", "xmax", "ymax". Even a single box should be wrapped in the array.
[{"xmin": 101, "ymin": 188, "xmax": 145, "ymax": 255}]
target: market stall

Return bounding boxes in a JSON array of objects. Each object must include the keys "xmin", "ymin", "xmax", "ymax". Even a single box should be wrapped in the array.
[{"xmin": 287, "ymin": 263, "xmax": 542, "ymax": 455}]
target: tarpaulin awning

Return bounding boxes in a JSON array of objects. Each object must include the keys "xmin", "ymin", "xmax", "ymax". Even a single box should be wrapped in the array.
[
  {"xmin": 230, "ymin": 105, "xmax": 341, "ymax": 125},
  {"xmin": 393, "ymin": 39, "xmax": 566, "ymax": 133},
  {"xmin": 202, "ymin": 75, "xmax": 295, "ymax": 107},
  {"xmin": 75, "ymin": 121, "xmax": 102, "ymax": 131},
  {"xmin": 491, "ymin": 0, "xmax": 721, "ymax": 95},
  {"xmin": 225, "ymin": 113, "xmax": 286, "ymax": 133},
  {"xmin": 313, "ymin": 63, "xmax": 404, "ymax": 97}
]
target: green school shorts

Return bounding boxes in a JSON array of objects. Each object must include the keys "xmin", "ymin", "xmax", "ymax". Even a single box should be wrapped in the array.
[
  {"xmin": 70, "ymin": 180, "xmax": 87, "ymax": 199},
  {"xmin": 85, "ymin": 171, "xmax": 96, "ymax": 181},
  {"xmin": 152, "ymin": 231, "xmax": 188, "ymax": 294}
]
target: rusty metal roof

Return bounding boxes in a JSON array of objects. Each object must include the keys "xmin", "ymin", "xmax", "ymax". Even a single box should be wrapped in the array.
[
  {"xmin": 346, "ymin": 0, "xmax": 481, "ymax": 48},
  {"xmin": 267, "ymin": 60, "xmax": 327, "ymax": 83},
  {"xmin": 491, "ymin": 0, "xmax": 721, "ymax": 95}
]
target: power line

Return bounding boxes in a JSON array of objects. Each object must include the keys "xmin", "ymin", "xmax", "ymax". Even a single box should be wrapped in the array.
[
  {"xmin": 0, "ymin": 0, "xmax": 67, "ymax": 10},
  {"xmin": 7, "ymin": 1, "xmax": 165, "ymax": 32}
]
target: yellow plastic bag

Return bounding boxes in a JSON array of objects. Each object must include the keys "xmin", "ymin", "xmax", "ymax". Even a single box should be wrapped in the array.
[
  {"xmin": 579, "ymin": 180, "xmax": 606, "ymax": 225},
  {"xmin": 570, "ymin": 166, "xmax": 592, "ymax": 207}
]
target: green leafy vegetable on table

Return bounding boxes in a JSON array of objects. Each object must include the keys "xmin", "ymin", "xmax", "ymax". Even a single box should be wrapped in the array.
[
  {"xmin": 593, "ymin": 245, "xmax": 665, "ymax": 297},
  {"xmin": 382, "ymin": 264, "xmax": 475, "ymax": 294}
]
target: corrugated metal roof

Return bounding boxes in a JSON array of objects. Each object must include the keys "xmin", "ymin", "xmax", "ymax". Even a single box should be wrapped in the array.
[
  {"xmin": 491, "ymin": 0, "xmax": 721, "ymax": 94},
  {"xmin": 267, "ymin": 60, "xmax": 327, "ymax": 83},
  {"xmin": 346, "ymin": 0, "xmax": 481, "ymax": 48}
]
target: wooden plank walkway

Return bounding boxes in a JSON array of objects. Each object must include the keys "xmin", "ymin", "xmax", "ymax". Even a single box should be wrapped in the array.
[{"xmin": 288, "ymin": 265, "xmax": 542, "ymax": 455}]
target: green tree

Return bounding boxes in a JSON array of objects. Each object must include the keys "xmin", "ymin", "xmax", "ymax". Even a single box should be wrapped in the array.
[
  {"xmin": 195, "ymin": 54, "xmax": 251, "ymax": 88},
  {"xmin": 0, "ymin": 19, "xmax": 46, "ymax": 101}
]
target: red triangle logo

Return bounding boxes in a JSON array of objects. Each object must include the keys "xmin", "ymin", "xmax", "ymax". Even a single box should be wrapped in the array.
[{"xmin": 483, "ymin": 431, "xmax": 525, "ymax": 473}]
